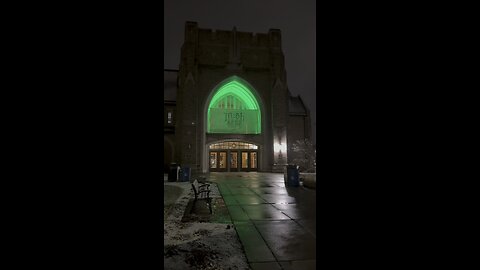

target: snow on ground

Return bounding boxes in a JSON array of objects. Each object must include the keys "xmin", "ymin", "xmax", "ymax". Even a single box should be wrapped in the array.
[{"xmin": 164, "ymin": 181, "xmax": 250, "ymax": 270}]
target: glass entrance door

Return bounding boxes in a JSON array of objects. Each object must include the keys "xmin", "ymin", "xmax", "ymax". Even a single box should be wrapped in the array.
[
  {"xmin": 239, "ymin": 151, "xmax": 258, "ymax": 171},
  {"xmin": 240, "ymin": 152, "xmax": 249, "ymax": 172},
  {"xmin": 209, "ymin": 142, "xmax": 259, "ymax": 172},
  {"xmin": 210, "ymin": 152, "xmax": 217, "ymax": 170},
  {"xmin": 209, "ymin": 151, "xmax": 227, "ymax": 172},
  {"xmin": 230, "ymin": 152, "xmax": 238, "ymax": 171},
  {"xmin": 218, "ymin": 151, "xmax": 227, "ymax": 171},
  {"xmin": 249, "ymin": 152, "xmax": 257, "ymax": 171}
]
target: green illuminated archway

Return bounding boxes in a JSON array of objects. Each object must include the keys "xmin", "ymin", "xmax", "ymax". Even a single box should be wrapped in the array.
[{"xmin": 207, "ymin": 77, "xmax": 261, "ymax": 134}]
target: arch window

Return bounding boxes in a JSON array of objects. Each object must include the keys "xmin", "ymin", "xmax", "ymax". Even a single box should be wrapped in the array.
[
  {"xmin": 207, "ymin": 77, "xmax": 261, "ymax": 134},
  {"xmin": 209, "ymin": 141, "xmax": 258, "ymax": 150}
]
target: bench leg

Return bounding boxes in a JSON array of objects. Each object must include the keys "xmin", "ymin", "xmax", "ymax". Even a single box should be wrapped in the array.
[{"xmin": 208, "ymin": 198, "xmax": 212, "ymax": 214}]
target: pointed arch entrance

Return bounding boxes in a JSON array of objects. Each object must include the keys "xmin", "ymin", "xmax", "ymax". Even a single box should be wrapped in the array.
[
  {"xmin": 202, "ymin": 76, "xmax": 264, "ymax": 173},
  {"xmin": 207, "ymin": 76, "xmax": 261, "ymax": 134}
]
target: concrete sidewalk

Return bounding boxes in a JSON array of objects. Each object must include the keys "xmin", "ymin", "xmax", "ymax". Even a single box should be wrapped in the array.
[{"xmin": 207, "ymin": 172, "xmax": 316, "ymax": 270}]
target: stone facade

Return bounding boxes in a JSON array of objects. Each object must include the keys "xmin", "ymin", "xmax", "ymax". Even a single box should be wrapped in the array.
[{"xmin": 165, "ymin": 22, "xmax": 311, "ymax": 174}]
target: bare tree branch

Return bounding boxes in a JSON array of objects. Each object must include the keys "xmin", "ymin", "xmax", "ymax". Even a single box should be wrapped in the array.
[{"xmin": 291, "ymin": 138, "xmax": 316, "ymax": 172}]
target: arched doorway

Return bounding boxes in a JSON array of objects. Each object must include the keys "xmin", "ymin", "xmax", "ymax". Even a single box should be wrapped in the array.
[
  {"xmin": 209, "ymin": 141, "xmax": 259, "ymax": 172},
  {"xmin": 202, "ymin": 76, "xmax": 264, "ymax": 172}
]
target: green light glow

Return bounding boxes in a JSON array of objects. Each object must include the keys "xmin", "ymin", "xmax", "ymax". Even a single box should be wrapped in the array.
[{"xmin": 207, "ymin": 77, "xmax": 261, "ymax": 134}]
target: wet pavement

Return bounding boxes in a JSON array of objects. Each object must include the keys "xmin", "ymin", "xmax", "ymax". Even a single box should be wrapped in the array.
[{"xmin": 206, "ymin": 172, "xmax": 316, "ymax": 270}]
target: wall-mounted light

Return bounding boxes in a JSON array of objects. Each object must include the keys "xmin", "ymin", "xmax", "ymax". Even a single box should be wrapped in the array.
[
  {"xmin": 273, "ymin": 141, "xmax": 287, "ymax": 155},
  {"xmin": 273, "ymin": 142, "xmax": 280, "ymax": 153}
]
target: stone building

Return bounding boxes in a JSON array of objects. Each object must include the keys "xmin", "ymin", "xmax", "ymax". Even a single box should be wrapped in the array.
[{"xmin": 164, "ymin": 22, "xmax": 312, "ymax": 174}]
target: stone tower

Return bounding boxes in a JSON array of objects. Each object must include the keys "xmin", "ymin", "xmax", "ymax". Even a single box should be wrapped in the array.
[{"xmin": 175, "ymin": 22, "xmax": 290, "ymax": 173}]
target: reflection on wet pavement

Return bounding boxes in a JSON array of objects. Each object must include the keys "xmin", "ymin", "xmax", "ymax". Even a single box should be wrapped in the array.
[
  {"xmin": 242, "ymin": 204, "xmax": 290, "ymax": 220},
  {"xmin": 206, "ymin": 172, "xmax": 316, "ymax": 270},
  {"xmin": 272, "ymin": 204, "xmax": 316, "ymax": 220},
  {"xmin": 258, "ymin": 194, "xmax": 297, "ymax": 204},
  {"xmin": 254, "ymin": 220, "xmax": 316, "ymax": 261},
  {"xmin": 258, "ymin": 188, "xmax": 289, "ymax": 195},
  {"xmin": 234, "ymin": 195, "xmax": 267, "ymax": 204}
]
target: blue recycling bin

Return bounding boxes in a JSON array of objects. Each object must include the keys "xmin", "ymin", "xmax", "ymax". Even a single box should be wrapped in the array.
[
  {"xmin": 180, "ymin": 166, "xmax": 191, "ymax": 182},
  {"xmin": 285, "ymin": 165, "xmax": 299, "ymax": 187}
]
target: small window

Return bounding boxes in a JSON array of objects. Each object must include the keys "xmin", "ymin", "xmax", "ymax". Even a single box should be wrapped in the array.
[{"xmin": 167, "ymin": 112, "xmax": 172, "ymax": 124}]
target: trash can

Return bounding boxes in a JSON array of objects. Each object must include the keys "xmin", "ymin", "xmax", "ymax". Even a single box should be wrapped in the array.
[
  {"xmin": 168, "ymin": 163, "xmax": 179, "ymax": 182},
  {"xmin": 180, "ymin": 166, "xmax": 191, "ymax": 182},
  {"xmin": 285, "ymin": 164, "xmax": 299, "ymax": 187}
]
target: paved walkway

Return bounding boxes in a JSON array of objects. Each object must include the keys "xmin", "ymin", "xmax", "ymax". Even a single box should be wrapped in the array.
[{"xmin": 207, "ymin": 172, "xmax": 316, "ymax": 270}]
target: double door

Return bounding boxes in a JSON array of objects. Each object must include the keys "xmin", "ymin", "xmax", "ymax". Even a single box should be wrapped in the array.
[{"xmin": 209, "ymin": 150, "xmax": 257, "ymax": 172}]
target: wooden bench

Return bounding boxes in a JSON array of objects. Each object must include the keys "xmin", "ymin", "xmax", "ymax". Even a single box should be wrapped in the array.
[{"xmin": 191, "ymin": 179, "xmax": 212, "ymax": 214}]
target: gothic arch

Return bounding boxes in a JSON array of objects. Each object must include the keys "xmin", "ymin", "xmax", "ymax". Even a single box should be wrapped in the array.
[{"xmin": 206, "ymin": 76, "xmax": 262, "ymax": 134}]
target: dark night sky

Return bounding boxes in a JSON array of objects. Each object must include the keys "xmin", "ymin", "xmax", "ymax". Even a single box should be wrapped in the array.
[{"xmin": 164, "ymin": 0, "xmax": 316, "ymax": 144}]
